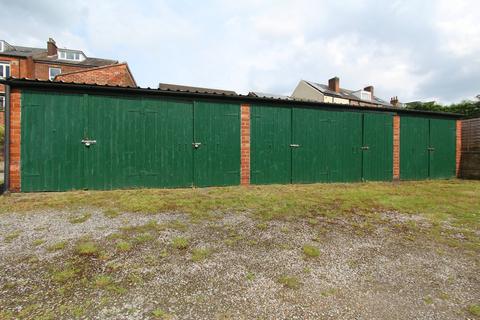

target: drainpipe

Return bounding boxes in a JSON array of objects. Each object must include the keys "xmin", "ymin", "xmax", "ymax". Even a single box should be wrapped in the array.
[{"xmin": 4, "ymin": 84, "xmax": 10, "ymax": 192}]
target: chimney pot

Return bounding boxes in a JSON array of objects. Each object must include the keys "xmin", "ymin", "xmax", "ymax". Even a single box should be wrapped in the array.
[
  {"xmin": 328, "ymin": 77, "xmax": 340, "ymax": 93},
  {"xmin": 390, "ymin": 96, "xmax": 399, "ymax": 107},
  {"xmin": 47, "ymin": 38, "xmax": 57, "ymax": 56}
]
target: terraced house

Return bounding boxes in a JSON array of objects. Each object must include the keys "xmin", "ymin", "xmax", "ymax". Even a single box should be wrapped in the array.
[{"xmin": 0, "ymin": 38, "xmax": 136, "ymax": 115}]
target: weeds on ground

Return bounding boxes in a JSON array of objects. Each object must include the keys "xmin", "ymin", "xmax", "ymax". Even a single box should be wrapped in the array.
[
  {"xmin": 191, "ymin": 248, "xmax": 211, "ymax": 262},
  {"xmin": 468, "ymin": 304, "xmax": 480, "ymax": 316},
  {"xmin": 278, "ymin": 275, "xmax": 301, "ymax": 289},
  {"xmin": 75, "ymin": 241, "xmax": 99, "ymax": 256},
  {"xmin": 151, "ymin": 308, "xmax": 170, "ymax": 319},
  {"xmin": 32, "ymin": 239, "xmax": 46, "ymax": 246},
  {"xmin": 172, "ymin": 237, "xmax": 189, "ymax": 250},
  {"xmin": 116, "ymin": 240, "xmax": 132, "ymax": 252},
  {"xmin": 68, "ymin": 213, "xmax": 92, "ymax": 224},
  {"xmin": 4, "ymin": 230, "xmax": 21, "ymax": 242},
  {"xmin": 302, "ymin": 244, "xmax": 320, "ymax": 258},
  {"xmin": 94, "ymin": 275, "xmax": 112, "ymax": 288},
  {"xmin": 47, "ymin": 241, "xmax": 67, "ymax": 252},
  {"xmin": 103, "ymin": 209, "xmax": 120, "ymax": 218}
]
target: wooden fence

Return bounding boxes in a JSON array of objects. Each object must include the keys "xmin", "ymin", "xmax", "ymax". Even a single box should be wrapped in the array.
[{"xmin": 460, "ymin": 117, "xmax": 480, "ymax": 179}]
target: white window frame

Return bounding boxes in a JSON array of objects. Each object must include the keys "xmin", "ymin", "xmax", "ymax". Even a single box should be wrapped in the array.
[
  {"xmin": 49, "ymin": 67, "xmax": 61, "ymax": 81},
  {"xmin": 58, "ymin": 50, "xmax": 85, "ymax": 62},
  {"xmin": 0, "ymin": 62, "xmax": 10, "ymax": 79},
  {"xmin": 0, "ymin": 95, "xmax": 5, "ymax": 110},
  {"xmin": 0, "ymin": 41, "xmax": 4, "ymax": 52}
]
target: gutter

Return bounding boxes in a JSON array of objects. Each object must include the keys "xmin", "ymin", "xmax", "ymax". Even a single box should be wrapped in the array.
[{"xmin": 4, "ymin": 84, "xmax": 10, "ymax": 192}]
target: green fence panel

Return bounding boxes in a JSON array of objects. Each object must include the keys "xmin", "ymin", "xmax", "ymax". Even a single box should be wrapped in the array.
[
  {"xmin": 193, "ymin": 101, "xmax": 240, "ymax": 187},
  {"xmin": 250, "ymin": 105, "xmax": 291, "ymax": 184},
  {"xmin": 429, "ymin": 118, "xmax": 456, "ymax": 179},
  {"xmin": 362, "ymin": 113, "xmax": 393, "ymax": 181}
]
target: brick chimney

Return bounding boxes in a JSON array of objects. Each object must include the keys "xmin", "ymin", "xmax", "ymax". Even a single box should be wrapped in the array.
[
  {"xmin": 364, "ymin": 86, "xmax": 374, "ymax": 100},
  {"xmin": 47, "ymin": 38, "xmax": 57, "ymax": 56},
  {"xmin": 328, "ymin": 77, "xmax": 340, "ymax": 93},
  {"xmin": 390, "ymin": 96, "xmax": 399, "ymax": 107}
]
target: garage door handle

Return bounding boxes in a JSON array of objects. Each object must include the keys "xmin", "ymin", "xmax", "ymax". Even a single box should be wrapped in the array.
[
  {"xmin": 428, "ymin": 147, "xmax": 435, "ymax": 151},
  {"xmin": 361, "ymin": 146, "xmax": 369, "ymax": 150},
  {"xmin": 81, "ymin": 139, "xmax": 97, "ymax": 147},
  {"xmin": 193, "ymin": 142, "xmax": 202, "ymax": 148},
  {"xmin": 290, "ymin": 144, "xmax": 300, "ymax": 148}
]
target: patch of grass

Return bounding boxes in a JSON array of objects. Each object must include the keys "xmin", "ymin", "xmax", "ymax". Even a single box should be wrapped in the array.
[
  {"xmin": 307, "ymin": 218, "xmax": 318, "ymax": 226},
  {"xmin": 256, "ymin": 222, "xmax": 268, "ymax": 230},
  {"xmin": 468, "ymin": 304, "xmax": 480, "ymax": 317},
  {"xmin": 423, "ymin": 296, "xmax": 433, "ymax": 305},
  {"xmin": 171, "ymin": 236, "xmax": 189, "ymax": 250},
  {"xmin": 94, "ymin": 275, "xmax": 112, "ymax": 288},
  {"xmin": 32, "ymin": 239, "xmax": 46, "ymax": 246},
  {"xmin": 75, "ymin": 241, "xmax": 99, "ymax": 256},
  {"xmin": 302, "ymin": 244, "xmax": 320, "ymax": 258},
  {"xmin": 246, "ymin": 271, "xmax": 255, "ymax": 281},
  {"xmin": 278, "ymin": 275, "xmax": 301, "ymax": 289},
  {"xmin": 133, "ymin": 232, "xmax": 154, "ymax": 244},
  {"xmin": 103, "ymin": 208, "xmax": 120, "ymax": 218},
  {"xmin": 191, "ymin": 248, "xmax": 211, "ymax": 262},
  {"xmin": 151, "ymin": 308, "xmax": 170, "ymax": 319},
  {"xmin": 4, "ymin": 230, "xmax": 21, "ymax": 242},
  {"xmin": 47, "ymin": 240, "xmax": 67, "ymax": 252},
  {"xmin": 68, "ymin": 212, "xmax": 92, "ymax": 224},
  {"xmin": 116, "ymin": 240, "xmax": 132, "ymax": 252},
  {"xmin": 52, "ymin": 267, "xmax": 78, "ymax": 283},
  {"xmin": 320, "ymin": 288, "xmax": 339, "ymax": 297}
]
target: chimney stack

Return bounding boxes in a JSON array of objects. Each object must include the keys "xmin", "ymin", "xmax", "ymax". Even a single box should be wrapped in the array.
[
  {"xmin": 328, "ymin": 77, "xmax": 340, "ymax": 93},
  {"xmin": 47, "ymin": 38, "xmax": 57, "ymax": 56},
  {"xmin": 364, "ymin": 86, "xmax": 374, "ymax": 100},
  {"xmin": 390, "ymin": 96, "xmax": 399, "ymax": 107}
]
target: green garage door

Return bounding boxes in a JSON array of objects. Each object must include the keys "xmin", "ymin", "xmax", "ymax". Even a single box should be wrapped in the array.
[
  {"xmin": 21, "ymin": 91, "xmax": 240, "ymax": 191},
  {"xmin": 250, "ymin": 105, "xmax": 392, "ymax": 184},
  {"xmin": 400, "ymin": 116, "xmax": 456, "ymax": 180},
  {"xmin": 362, "ymin": 113, "xmax": 393, "ymax": 181},
  {"xmin": 250, "ymin": 105, "xmax": 291, "ymax": 184}
]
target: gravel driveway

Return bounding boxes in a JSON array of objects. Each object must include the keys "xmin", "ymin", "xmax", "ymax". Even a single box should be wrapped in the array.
[{"xmin": 0, "ymin": 208, "xmax": 479, "ymax": 319}]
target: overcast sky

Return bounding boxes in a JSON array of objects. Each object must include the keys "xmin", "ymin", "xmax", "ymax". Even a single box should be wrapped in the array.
[{"xmin": 1, "ymin": 0, "xmax": 479, "ymax": 103}]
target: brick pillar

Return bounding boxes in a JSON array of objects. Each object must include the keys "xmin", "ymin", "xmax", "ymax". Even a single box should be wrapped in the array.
[
  {"xmin": 393, "ymin": 115, "xmax": 400, "ymax": 180},
  {"xmin": 240, "ymin": 104, "xmax": 250, "ymax": 185},
  {"xmin": 9, "ymin": 89, "xmax": 21, "ymax": 192},
  {"xmin": 456, "ymin": 120, "xmax": 462, "ymax": 177}
]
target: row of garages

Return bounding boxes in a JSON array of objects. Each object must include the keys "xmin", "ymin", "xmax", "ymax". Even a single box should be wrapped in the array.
[{"xmin": 3, "ymin": 78, "xmax": 460, "ymax": 192}]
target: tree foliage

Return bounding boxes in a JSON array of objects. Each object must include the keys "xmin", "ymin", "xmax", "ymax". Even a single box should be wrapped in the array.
[{"xmin": 405, "ymin": 96, "xmax": 480, "ymax": 117}]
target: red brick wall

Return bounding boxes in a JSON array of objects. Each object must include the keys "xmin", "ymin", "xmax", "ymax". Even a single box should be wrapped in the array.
[
  {"xmin": 55, "ymin": 64, "xmax": 136, "ymax": 87},
  {"xmin": 9, "ymin": 88, "xmax": 21, "ymax": 192},
  {"xmin": 240, "ymin": 104, "xmax": 250, "ymax": 185},
  {"xmin": 33, "ymin": 62, "xmax": 91, "ymax": 81},
  {"xmin": 456, "ymin": 120, "xmax": 462, "ymax": 177},
  {"xmin": 393, "ymin": 115, "xmax": 400, "ymax": 180},
  {"xmin": 0, "ymin": 56, "xmax": 30, "ymax": 93}
]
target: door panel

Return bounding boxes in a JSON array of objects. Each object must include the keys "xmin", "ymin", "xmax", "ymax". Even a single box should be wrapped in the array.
[
  {"xmin": 193, "ymin": 101, "xmax": 240, "ymax": 187},
  {"xmin": 329, "ymin": 111, "xmax": 363, "ymax": 182},
  {"xmin": 250, "ymin": 105, "xmax": 291, "ymax": 184},
  {"xmin": 429, "ymin": 119, "xmax": 456, "ymax": 179},
  {"xmin": 400, "ymin": 116, "xmax": 429, "ymax": 180},
  {"xmin": 21, "ymin": 91, "xmax": 87, "ymax": 192},
  {"xmin": 292, "ymin": 107, "xmax": 331, "ymax": 183},
  {"xmin": 362, "ymin": 113, "xmax": 393, "ymax": 181}
]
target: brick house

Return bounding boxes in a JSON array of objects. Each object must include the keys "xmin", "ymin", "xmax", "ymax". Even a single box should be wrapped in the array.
[
  {"xmin": 0, "ymin": 38, "xmax": 136, "ymax": 111},
  {"xmin": 291, "ymin": 77, "xmax": 393, "ymax": 108}
]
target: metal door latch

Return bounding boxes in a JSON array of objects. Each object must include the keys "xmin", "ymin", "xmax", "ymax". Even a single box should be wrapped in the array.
[
  {"xmin": 290, "ymin": 144, "xmax": 300, "ymax": 148},
  {"xmin": 81, "ymin": 139, "xmax": 97, "ymax": 147},
  {"xmin": 192, "ymin": 142, "xmax": 202, "ymax": 148},
  {"xmin": 427, "ymin": 147, "xmax": 435, "ymax": 151},
  {"xmin": 361, "ymin": 146, "xmax": 370, "ymax": 150}
]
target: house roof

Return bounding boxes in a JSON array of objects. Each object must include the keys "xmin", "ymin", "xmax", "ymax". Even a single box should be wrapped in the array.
[
  {"xmin": 0, "ymin": 40, "xmax": 117, "ymax": 67},
  {"xmin": 1, "ymin": 78, "xmax": 462, "ymax": 119},
  {"xmin": 304, "ymin": 80, "xmax": 391, "ymax": 107},
  {"xmin": 248, "ymin": 92, "xmax": 293, "ymax": 100},
  {"xmin": 54, "ymin": 62, "xmax": 137, "ymax": 87},
  {"xmin": 158, "ymin": 83, "xmax": 237, "ymax": 95}
]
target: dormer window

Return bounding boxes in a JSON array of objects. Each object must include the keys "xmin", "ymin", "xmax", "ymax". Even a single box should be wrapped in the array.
[
  {"xmin": 352, "ymin": 90, "xmax": 372, "ymax": 101},
  {"xmin": 0, "ymin": 41, "xmax": 4, "ymax": 52},
  {"xmin": 58, "ymin": 49, "xmax": 85, "ymax": 62}
]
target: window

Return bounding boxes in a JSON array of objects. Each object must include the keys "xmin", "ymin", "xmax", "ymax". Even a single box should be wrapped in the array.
[
  {"xmin": 0, "ymin": 62, "xmax": 10, "ymax": 78},
  {"xmin": 58, "ymin": 50, "xmax": 84, "ymax": 61},
  {"xmin": 0, "ymin": 41, "xmax": 4, "ymax": 52},
  {"xmin": 49, "ymin": 67, "xmax": 61, "ymax": 80},
  {"xmin": 0, "ymin": 95, "xmax": 5, "ymax": 110}
]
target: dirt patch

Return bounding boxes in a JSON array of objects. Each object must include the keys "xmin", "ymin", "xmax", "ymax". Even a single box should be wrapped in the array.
[{"xmin": 0, "ymin": 209, "xmax": 479, "ymax": 319}]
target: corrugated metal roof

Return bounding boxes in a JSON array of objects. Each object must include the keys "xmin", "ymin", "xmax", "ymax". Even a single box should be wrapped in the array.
[
  {"xmin": 158, "ymin": 83, "xmax": 237, "ymax": 96},
  {"xmin": 0, "ymin": 77, "xmax": 462, "ymax": 118},
  {"xmin": 248, "ymin": 92, "xmax": 293, "ymax": 100}
]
